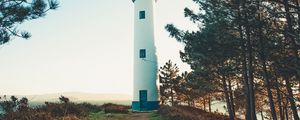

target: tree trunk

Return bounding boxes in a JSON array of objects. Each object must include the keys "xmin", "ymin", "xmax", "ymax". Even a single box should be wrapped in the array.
[
  {"xmin": 293, "ymin": 0, "xmax": 300, "ymax": 96},
  {"xmin": 222, "ymin": 75, "xmax": 234, "ymax": 120},
  {"xmin": 237, "ymin": 5, "xmax": 251, "ymax": 120},
  {"xmin": 241, "ymin": 0, "xmax": 257, "ymax": 118},
  {"xmin": 228, "ymin": 78, "xmax": 235, "ymax": 118},
  {"xmin": 284, "ymin": 76, "xmax": 299, "ymax": 120},
  {"xmin": 203, "ymin": 98, "xmax": 206, "ymax": 111},
  {"xmin": 284, "ymin": 97, "xmax": 289, "ymax": 120},
  {"xmin": 275, "ymin": 78, "xmax": 285, "ymax": 120},
  {"xmin": 187, "ymin": 96, "xmax": 191, "ymax": 107},
  {"xmin": 171, "ymin": 87, "xmax": 174, "ymax": 106},
  {"xmin": 259, "ymin": 45, "xmax": 277, "ymax": 120},
  {"xmin": 283, "ymin": 0, "xmax": 298, "ymax": 57},
  {"xmin": 192, "ymin": 100, "xmax": 195, "ymax": 107},
  {"xmin": 283, "ymin": 0, "xmax": 300, "ymax": 96},
  {"xmin": 283, "ymin": 2, "xmax": 300, "ymax": 118},
  {"xmin": 260, "ymin": 111, "xmax": 264, "ymax": 120},
  {"xmin": 244, "ymin": 13, "xmax": 257, "ymax": 120},
  {"xmin": 257, "ymin": 12, "xmax": 277, "ymax": 119},
  {"xmin": 296, "ymin": 0, "xmax": 300, "ymax": 34},
  {"xmin": 208, "ymin": 95, "xmax": 212, "ymax": 113}
]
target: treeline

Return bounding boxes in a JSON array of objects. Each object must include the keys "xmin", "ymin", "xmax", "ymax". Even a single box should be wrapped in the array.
[{"xmin": 161, "ymin": 0, "xmax": 300, "ymax": 120}]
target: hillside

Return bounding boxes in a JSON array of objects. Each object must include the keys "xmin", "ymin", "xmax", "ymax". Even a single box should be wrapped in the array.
[
  {"xmin": 157, "ymin": 106, "xmax": 242, "ymax": 120},
  {"xmin": 0, "ymin": 94, "xmax": 238, "ymax": 120},
  {"xmin": 87, "ymin": 105, "xmax": 241, "ymax": 120}
]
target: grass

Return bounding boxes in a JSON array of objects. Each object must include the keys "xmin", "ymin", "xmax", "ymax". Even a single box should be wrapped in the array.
[
  {"xmin": 87, "ymin": 111, "xmax": 167, "ymax": 120},
  {"xmin": 158, "ymin": 106, "xmax": 237, "ymax": 120},
  {"xmin": 149, "ymin": 111, "xmax": 168, "ymax": 120},
  {"xmin": 87, "ymin": 111, "xmax": 131, "ymax": 120}
]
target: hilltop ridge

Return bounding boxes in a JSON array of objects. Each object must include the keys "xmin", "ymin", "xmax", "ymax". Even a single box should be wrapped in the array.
[{"xmin": 0, "ymin": 92, "xmax": 132, "ymax": 105}]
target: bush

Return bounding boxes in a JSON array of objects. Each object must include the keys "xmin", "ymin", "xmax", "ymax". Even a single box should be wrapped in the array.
[
  {"xmin": 102, "ymin": 103, "xmax": 130, "ymax": 114},
  {"xmin": 41, "ymin": 102, "xmax": 100, "ymax": 117},
  {"xmin": 0, "ymin": 108, "xmax": 54, "ymax": 120},
  {"xmin": 77, "ymin": 102, "xmax": 102, "ymax": 113},
  {"xmin": 159, "ymin": 106, "xmax": 198, "ymax": 120},
  {"xmin": 0, "ymin": 96, "xmax": 102, "ymax": 120},
  {"xmin": 29, "ymin": 111, "xmax": 54, "ymax": 120}
]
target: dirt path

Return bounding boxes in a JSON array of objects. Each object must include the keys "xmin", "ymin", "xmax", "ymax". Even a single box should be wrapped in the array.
[{"xmin": 128, "ymin": 113, "xmax": 150, "ymax": 120}]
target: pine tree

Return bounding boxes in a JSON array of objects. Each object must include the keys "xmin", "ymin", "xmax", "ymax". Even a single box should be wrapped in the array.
[
  {"xmin": 165, "ymin": 0, "xmax": 300, "ymax": 119},
  {"xmin": 0, "ymin": 0, "xmax": 59, "ymax": 45},
  {"xmin": 159, "ymin": 60, "xmax": 180, "ymax": 106}
]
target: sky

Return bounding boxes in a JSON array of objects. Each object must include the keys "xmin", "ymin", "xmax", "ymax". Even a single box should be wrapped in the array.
[{"xmin": 0, "ymin": 0, "xmax": 199, "ymax": 95}]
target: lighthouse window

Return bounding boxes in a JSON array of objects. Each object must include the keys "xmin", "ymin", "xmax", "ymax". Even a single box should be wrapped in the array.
[
  {"xmin": 139, "ymin": 11, "xmax": 145, "ymax": 19},
  {"xmin": 140, "ymin": 49, "xmax": 146, "ymax": 58}
]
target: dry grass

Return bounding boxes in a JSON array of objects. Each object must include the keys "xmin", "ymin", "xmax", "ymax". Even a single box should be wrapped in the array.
[{"xmin": 158, "ymin": 106, "xmax": 243, "ymax": 120}]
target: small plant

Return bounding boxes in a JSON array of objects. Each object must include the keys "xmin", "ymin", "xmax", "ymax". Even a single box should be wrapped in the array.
[{"xmin": 59, "ymin": 95, "xmax": 70, "ymax": 104}]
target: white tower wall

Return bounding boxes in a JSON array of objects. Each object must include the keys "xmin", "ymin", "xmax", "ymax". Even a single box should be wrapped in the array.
[{"xmin": 132, "ymin": 0, "xmax": 159, "ymax": 111}]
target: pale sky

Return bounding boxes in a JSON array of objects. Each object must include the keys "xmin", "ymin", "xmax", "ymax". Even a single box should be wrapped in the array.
[{"xmin": 0, "ymin": 0, "xmax": 198, "ymax": 95}]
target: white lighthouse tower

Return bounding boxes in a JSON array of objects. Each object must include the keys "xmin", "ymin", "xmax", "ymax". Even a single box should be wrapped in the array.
[{"xmin": 132, "ymin": 0, "xmax": 159, "ymax": 111}]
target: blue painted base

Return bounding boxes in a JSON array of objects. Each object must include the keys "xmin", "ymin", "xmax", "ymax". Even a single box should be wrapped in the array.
[{"xmin": 132, "ymin": 101, "xmax": 159, "ymax": 111}]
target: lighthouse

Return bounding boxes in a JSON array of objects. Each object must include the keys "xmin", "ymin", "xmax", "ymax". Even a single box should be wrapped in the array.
[{"xmin": 132, "ymin": 0, "xmax": 159, "ymax": 111}]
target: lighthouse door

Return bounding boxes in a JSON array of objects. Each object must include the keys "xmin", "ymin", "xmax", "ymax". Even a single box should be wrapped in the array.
[{"xmin": 139, "ymin": 90, "xmax": 147, "ymax": 110}]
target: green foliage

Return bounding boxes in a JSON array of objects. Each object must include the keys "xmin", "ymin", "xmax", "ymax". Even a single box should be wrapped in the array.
[
  {"xmin": 0, "ymin": 0, "xmax": 59, "ymax": 45},
  {"xmin": 159, "ymin": 60, "xmax": 181, "ymax": 105},
  {"xmin": 102, "ymin": 103, "xmax": 130, "ymax": 114},
  {"xmin": 166, "ymin": 0, "xmax": 300, "ymax": 119},
  {"xmin": 159, "ymin": 60, "xmax": 217, "ymax": 107}
]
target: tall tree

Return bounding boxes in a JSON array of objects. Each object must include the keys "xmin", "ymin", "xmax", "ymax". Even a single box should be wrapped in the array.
[
  {"xmin": 159, "ymin": 60, "xmax": 180, "ymax": 106},
  {"xmin": 256, "ymin": 0, "xmax": 277, "ymax": 119},
  {"xmin": 166, "ymin": 1, "xmax": 240, "ymax": 119},
  {"xmin": 165, "ymin": 0, "xmax": 300, "ymax": 119}
]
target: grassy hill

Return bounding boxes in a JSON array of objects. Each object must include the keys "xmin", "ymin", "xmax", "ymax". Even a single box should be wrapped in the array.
[{"xmin": 0, "ymin": 95, "xmax": 237, "ymax": 120}]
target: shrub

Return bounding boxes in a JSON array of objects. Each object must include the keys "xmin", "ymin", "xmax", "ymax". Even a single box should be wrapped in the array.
[
  {"xmin": 159, "ymin": 106, "xmax": 198, "ymax": 120},
  {"xmin": 0, "ymin": 96, "xmax": 102, "ymax": 120},
  {"xmin": 29, "ymin": 111, "xmax": 54, "ymax": 120},
  {"xmin": 42, "ymin": 102, "xmax": 86, "ymax": 117},
  {"xmin": 77, "ymin": 102, "xmax": 102, "ymax": 113},
  {"xmin": 102, "ymin": 103, "xmax": 130, "ymax": 114},
  {"xmin": 41, "ymin": 102, "xmax": 65, "ymax": 117}
]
